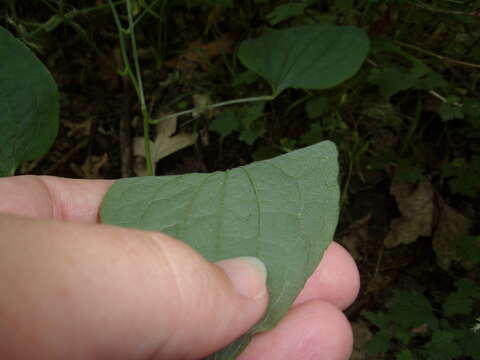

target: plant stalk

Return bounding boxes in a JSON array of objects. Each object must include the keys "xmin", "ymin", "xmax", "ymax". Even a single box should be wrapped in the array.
[
  {"xmin": 126, "ymin": 0, "xmax": 153, "ymax": 176},
  {"xmin": 150, "ymin": 95, "xmax": 274, "ymax": 124},
  {"xmin": 108, "ymin": 0, "xmax": 154, "ymax": 176}
]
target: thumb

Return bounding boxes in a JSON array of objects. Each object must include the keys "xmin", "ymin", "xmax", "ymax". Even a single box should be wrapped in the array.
[
  {"xmin": 144, "ymin": 241, "xmax": 270, "ymax": 359},
  {"xmin": 0, "ymin": 214, "xmax": 268, "ymax": 360}
]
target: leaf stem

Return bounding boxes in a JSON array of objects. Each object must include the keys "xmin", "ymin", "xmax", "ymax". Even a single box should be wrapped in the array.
[{"xmin": 150, "ymin": 95, "xmax": 274, "ymax": 124}]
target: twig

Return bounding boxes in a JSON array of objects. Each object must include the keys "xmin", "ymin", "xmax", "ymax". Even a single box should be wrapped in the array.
[
  {"xmin": 45, "ymin": 139, "xmax": 89, "ymax": 174},
  {"xmin": 449, "ymin": 67, "xmax": 480, "ymax": 98},
  {"xmin": 150, "ymin": 95, "xmax": 274, "ymax": 124},
  {"xmin": 120, "ymin": 83, "xmax": 133, "ymax": 178},
  {"xmin": 373, "ymin": 245, "xmax": 384, "ymax": 280},
  {"xmin": 394, "ymin": 40, "xmax": 480, "ymax": 69},
  {"xmin": 408, "ymin": 1, "xmax": 480, "ymax": 17}
]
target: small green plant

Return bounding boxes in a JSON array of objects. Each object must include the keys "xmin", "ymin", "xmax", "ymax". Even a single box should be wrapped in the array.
[
  {"xmin": 363, "ymin": 279, "xmax": 480, "ymax": 359},
  {"xmin": 441, "ymin": 156, "xmax": 480, "ymax": 198}
]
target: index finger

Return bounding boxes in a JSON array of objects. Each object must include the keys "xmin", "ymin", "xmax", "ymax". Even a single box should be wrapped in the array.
[{"xmin": 0, "ymin": 175, "xmax": 114, "ymax": 223}]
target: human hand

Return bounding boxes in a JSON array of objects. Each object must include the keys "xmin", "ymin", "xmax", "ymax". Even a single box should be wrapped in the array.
[{"xmin": 0, "ymin": 175, "xmax": 359, "ymax": 360}]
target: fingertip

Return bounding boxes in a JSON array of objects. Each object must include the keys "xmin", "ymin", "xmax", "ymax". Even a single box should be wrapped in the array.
[
  {"xmin": 215, "ymin": 256, "xmax": 268, "ymax": 300},
  {"xmin": 295, "ymin": 242, "xmax": 360, "ymax": 310},
  {"xmin": 239, "ymin": 300, "xmax": 353, "ymax": 360}
]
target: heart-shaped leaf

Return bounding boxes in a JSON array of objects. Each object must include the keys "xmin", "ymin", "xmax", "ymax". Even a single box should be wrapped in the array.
[
  {"xmin": 238, "ymin": 24, "xmax": 370, "ymax": 95},
  {"xmin": 100, "ymin": 141, "xmax": 340, "ymax": 359},
  {"xmin": 0, "ymin": 26, "xmax": 59, "ymax": 176}
]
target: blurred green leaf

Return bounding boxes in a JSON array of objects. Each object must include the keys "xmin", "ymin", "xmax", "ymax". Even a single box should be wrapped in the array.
[
  {"xmin": 395, "ymin": 159, "xmax": 425, "ymax": 184},
  {"xmin": 368, "ymin": 65, "xmax": 429, "ymax": 98},
  {"xmin": 0, "ymin": 26, "xmax": 59, "ymax": 176},
  {"xmin": 443, "ymin": 278, "xmax": 480, "ymax": 316},
  {"xmin": 210, "ymin": 110, "xmax": 239, "ymax": 136},
  {"xmin": 238, "ymin": 102, "xmax": 265, "ymax": 128},
  {"xmin": 396, "ymin": 349, "xmax": 416, "ymax": 360},
  {"xmin": 363, "ymin": 330, "xmax": 391, "ymax": 355},
  {"xmin": 424, "ymin": 331, "xmax": 462, "ymax": 360},
  {"xmin": 265, "ymin": 2, "xmax": 309, "ymax": 25},
  {"xmin": 305, "ymin": 96, "xmax": 329, "ymax": 119},
  {"xmin": 441, "ymin": 156, "xmax": 480, "ymax": 197},
  {"xmin": 438, "ymin": 103, "xmax": 464, "ymax": 121},
  {"xmin": 455, "ymin": 236, "xmax": 480, "ymax": 266},
  {"xmin": 454, "ymin": 328, "xmax": 480, "ymax": 359},
  {"xmin": 388, "ymin": 290, "xmax": 438, "ymax": 330},
  {"xmin": 232, "ymin": 70, "xmax": 259, "ymax": 87},
  {"xmin": 301, "ymin": 123, "xmax": 324, "ymax": 145}
]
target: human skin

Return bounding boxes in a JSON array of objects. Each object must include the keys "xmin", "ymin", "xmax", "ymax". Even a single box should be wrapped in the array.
[{"xmin": 0, "ymin": 176, "xmax": 359, "ymax": 360}]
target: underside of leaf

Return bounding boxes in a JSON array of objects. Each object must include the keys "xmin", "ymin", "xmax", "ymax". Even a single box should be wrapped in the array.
[{"xmin": 100, "ymin": 140, "xmax": 340, "ymax": 359}]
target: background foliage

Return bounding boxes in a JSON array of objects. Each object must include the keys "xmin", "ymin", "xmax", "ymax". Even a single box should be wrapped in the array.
[{"xmin": 1, "ymin": 0, "xmax": 479, "ymax": 358}]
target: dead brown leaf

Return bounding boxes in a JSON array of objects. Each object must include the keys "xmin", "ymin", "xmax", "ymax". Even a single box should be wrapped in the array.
[
  {"xmin": 341, "ymin": 213, "xmax": 372, "ymax": 261},
  {"xmin": 133, "ymin": 116, "xmax": 197, "ymax": 176},
  {"xmin": 351, "ymin": 320, "xmax": 373, "ymax": 360},
  {"xmin": 411, "ymin": 323, "xmax": 429, "ymax": 335},
  {"xmin": 165, "ymin": 35, "xmax": 233, "ymax": 72},
  {"xmin": 384, "ymin": 181, "xmax": 435, "ymax": 248},
  {"xmin": 71, "ymin": 153, "xmax": 109, "ymax": 179},
  {"xmin": 432, "ymin": 199, "xmax": 472, "ymax": 270}
]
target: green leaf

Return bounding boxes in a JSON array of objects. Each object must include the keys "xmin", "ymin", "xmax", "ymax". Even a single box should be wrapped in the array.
[
  {"xmin": 463, "ymin": 97, "xmax": 480, "ymax": 118},
  {"xmin": 239, "ymin": 126, "xmax": 264, "ymax": 145},
  {"xmin": 443, "ymin": 278, "xmax": 480, "ymax": 316},
  {"xmin": 438, "ymin": 103, "xmax": 464, "ymax": 121},
  {"xmin": 0, "ymin": 26, "xmax": 59, "ymax": 176},
  {"xmin": 395, "ymin": 159, "xmax": 425, "ymax": 184},
  {"xmin": 455, "ymin": 236, "xmax": 480, "ymax": 265},
  {"xmin": 441, "ymin": 156, "xmax": 480, "ymax": 197},
  {"xmin": 362, "ymin": 310, "xmax": 390, "ymax": 330},
  {"xmin": 396, "ymin": 349, "xmax": 416, "ymax": 360},
  {"xmin": 413, "ymin": 71, "xmax": 447, "ymax": 91},
  {"xmin": 443, "ymin": 292, "xmax": 474, "ymax": 317},
  {"xmin": 232, "ymin": 70, "xmax": 259, "ymax": 87},
  {"xmin": 388, "ymin": 290, "xmax": 438, "ymax": 330},
  {"xmin": 237, "ymin": 102, "xmax": 266, "ymax": 144},
  {"xmin": 305, "ymin": 96, "xmax": 329, "ymax": 119},
  {"xmin": 209, "ymin": 103, "xmax": 265, "ymax": 144},
  {"xmin": 210, "ymin": 110, "xmax": 240, "ymax": 137},
  {"xmin": 424, "ymin": 330, "xmax": 462, "ymax": 360},
  {"xmin": 363, "ymin": 331, "xmax": 391, "ymax": 355},
  {"xmin": 238, "ymin": 24, "xmax": 369, "ymax": 95},
  {"xmin": 454, "ymin": 328, "xmax": 480, "ymax": 359},
  {"xmin": 238, "ymin": 102, "xmax": 265, "ymax": 128},
  {"xmin": 265, "ymin": 2, "xmax": 309, "ymax": 25},
  {"xmin": 368, "ymin": 65, "xmax": 429, "ymax": 98},
  {"xmin": 100, "ymin": 141, "xmax": 340, "ymax": 359}
]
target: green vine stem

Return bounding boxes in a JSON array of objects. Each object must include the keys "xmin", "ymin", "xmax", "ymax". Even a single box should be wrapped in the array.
[
  {"xmin": 126, "ymin": 0, "xmax": 153, "ymax": 176},
  {"xmin": 150, "ymin": 95, "xmax": 275, "ymax": 124},
  {"xmin": 108, "ymin": 0, "xmax": 154, "ymax": 176}
]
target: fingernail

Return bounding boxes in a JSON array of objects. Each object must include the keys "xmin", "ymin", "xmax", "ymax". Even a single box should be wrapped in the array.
[{"xmin": 216, "ymin": 256, "xmax": 268, "ymax": 300}]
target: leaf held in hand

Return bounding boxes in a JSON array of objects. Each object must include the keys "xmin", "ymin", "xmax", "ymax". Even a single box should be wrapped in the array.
[
  {"xmin": 100, "ymin": 141, "xmax": 340, "ymax": 359},
  {"xmin": 238, "ymin": 24, "xmax": 370, "ymax": 95}
]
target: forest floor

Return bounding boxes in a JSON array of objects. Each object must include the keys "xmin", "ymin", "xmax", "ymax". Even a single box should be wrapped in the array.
[{"xmin": 4, "ymin": 1, "xmax": 480, "ymax": 358}]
